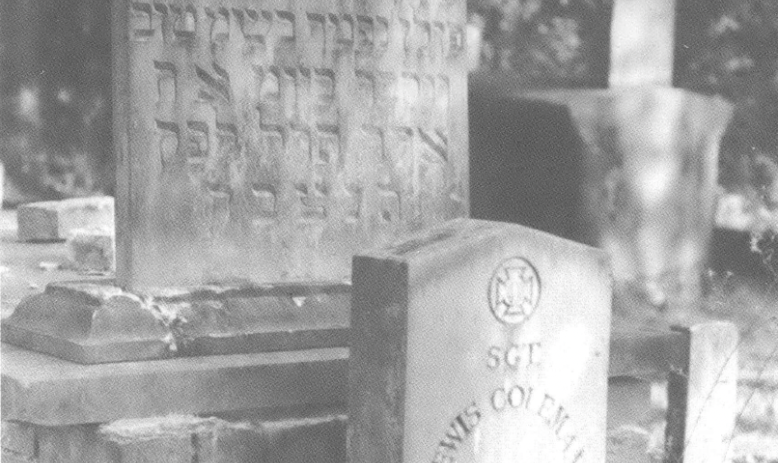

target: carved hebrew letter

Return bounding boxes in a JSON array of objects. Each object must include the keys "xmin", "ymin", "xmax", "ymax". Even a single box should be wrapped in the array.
[
  {"xmin": 307, "ymin": 13, "xmax": 326, "ymax": 65},
  {"xmin": 375, "ymin": 17, "xmax": 389, "ymax": 52},
  {"xmin": 172, "ymin": 5, "xmax": 197, "ymax": 39},
  {"xmin": 154, "ymin": 61, "xmax": 176, "ymax": 104},
  {"xmin": 258, "ymin": 68, "xmax": 282, "ymax": 126},
  {"xmin": 357, "ymin": 16, "xmax": 373, "ymax": 51},
  {"xmin": 274, "ymin": 11, "xmax": 296, "ymax": 63},
  {"xmin": 398, "ymin": 73, "xmax": 419, "ymax": 124},
  {"xmin": 209, "ymin": 7, "xmax": 230, "ymax": 54},
  {"xmin": 251, "ymin": 182, "xmax": 277, "ymax": 218},
  {"xmin": 356, "ymin": 71, "xmax": 375, "ymax": 111},
  {"xmin": 416, "ymin": 21, "xmax": 431, "ymax": 60},
  {"xmin": 131, "ymin": 3, "xmax": 154, "ymax": 39},
  {"xmin": 313, "ymin": 69, "xmax": 336, "ymax": 124},
  {"xmin": 156, "ymin": 120, "xmax": 179, "ymax": 167}
]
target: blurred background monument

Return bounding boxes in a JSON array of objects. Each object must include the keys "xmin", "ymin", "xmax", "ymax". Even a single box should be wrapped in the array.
[{"xmin": 469, "ymin": 0, "xmax": 736, "ymax": 320}]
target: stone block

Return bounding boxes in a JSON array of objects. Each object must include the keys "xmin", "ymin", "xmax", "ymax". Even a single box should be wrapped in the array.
[
  {"xmin": 37, "ymin": 423, "xmax": 115, "ymax": 463},
  {"xmin": 17, "ymin": 197, "xmax": 114, "ymax": 242},
  {"xmin": 101, "ymin": 416, "xmax": 201, "ymax": 463},
  {"xmin": 195, "ymin": 411, "xmax": 346, "ymax": 463},
  {"xmin": 1, "ymin": 343, "xmax": 347, "ymax": 426},
  {"xmin": 608, "ymin": 329, "xmax": 686, "ymax": 378},
  {"xmin": 670, "ymin": 322, "xmax": 739, "ymax": 463},
  {"xmin": 195, "ymin": 419, "xmax": 263, "ymax": 463},
  {"xmin": 1, "ymin": 449, "xmax": 36, "ymax": 463},
  {"xmin": 2, "ymin": 421, "xmax": 36, "ymax": 458},
  {"xmin": 258, "ymin": 413, "xmax": 346, "ymax": 463},
  {"xmin": 606, "ymin": 425, "xmax": 650, "ymax": 463},
  {"xmin": 349, "ymin": 218, "xmax": 612, "ymax": 463},
  {"xmin": 67, "ymin": 227, "xmax": 115, "ymax": 272},
  {"xmin": 607, "ymin": 377, "xmax": 652, "ymax": 435}
]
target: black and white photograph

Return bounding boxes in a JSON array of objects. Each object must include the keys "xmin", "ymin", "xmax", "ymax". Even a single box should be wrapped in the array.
[{"xmin": 1, "ymin": 0, "xmax": 776, "ymax": 461}]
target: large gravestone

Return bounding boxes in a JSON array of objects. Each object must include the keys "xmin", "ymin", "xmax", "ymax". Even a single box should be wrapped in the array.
[
  {"xmin": 349, "ymin": 219, "xmax": 612, "ymax": 463},
  {"xmin": 113, "ymin": 0, "xmax": 468, "ymax": 290}
]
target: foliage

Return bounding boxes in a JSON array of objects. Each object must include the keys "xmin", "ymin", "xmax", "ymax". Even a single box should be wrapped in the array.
[
  {"xmin": 471, "ymin": 0, "xmax": 778, "ymax": 202},
  {"xmin": 675, "ymin": 0, "xmax": 778, "ymax": 199},
  {"xmin": 470, "ymin": 0, "xmax": 612, "ymax": 87},
  {"xmin": 1, "ymin": 0, "xmax": 112, "ymax": 202}
]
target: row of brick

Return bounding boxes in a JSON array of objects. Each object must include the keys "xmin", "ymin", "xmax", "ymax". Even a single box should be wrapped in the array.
[{"xmin": 2, "ymin": 412, "xmax": 346, "ymax": 463}]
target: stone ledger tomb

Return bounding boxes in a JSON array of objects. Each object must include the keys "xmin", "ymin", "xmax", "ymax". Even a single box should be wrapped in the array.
[{"xmin": 349, "ymin": 218, "xmax": 612, "ymax": 463}]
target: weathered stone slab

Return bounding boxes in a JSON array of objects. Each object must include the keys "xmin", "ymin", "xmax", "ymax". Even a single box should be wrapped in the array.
[
  {"xmin": 1, "ymin": 342, "xmax": 347, "ymax": 426},
  {"xmin": 17, "ymin": 197, "xmax": 114, "ymax": 242},
  {"xmin": 1, "ymin": 279, "xmax": 349, "ymax": 363},
  {"xmin": 113, "ymin": 0, "xmax": 468, "ymax": 290},
  {"xmin": 348, "ymin": 218, "xmax": 612, "ymax": 463}
]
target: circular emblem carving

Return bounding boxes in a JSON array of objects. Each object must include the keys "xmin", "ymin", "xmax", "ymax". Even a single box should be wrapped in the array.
[{"xmin": 488, "ymin": 257, "xmax": 541, "ymax": 325}]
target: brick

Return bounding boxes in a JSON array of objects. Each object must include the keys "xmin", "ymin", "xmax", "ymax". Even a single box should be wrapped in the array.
[
  {"xmin": 66, "ymin": 227, "xmax": 114, "ymax": 272},
  {"xmin": 606, "ymin": 425, "xmax": 651, "ymax": 463},
  {"xmin": 37, "ymin": 423, "xmax": 115, "ymax": 463},
  {"xmin": 194, "ymin": 411, "xmax": 346, "ymax": 463},
  {"xmin": 194, "ymin": 419, "xmax": 263, "ymax": 463},
  {"xmin": 17, "ymin": 197, "xmax": 113, "ymax": 242},
  {"xmin": 101, "ymin": 416, "xmax": 199, "ymax": 463},
  {"xmin": 2, "ymin": 449, "xmax": 36, "ymax": 463},
  {"xmin": 259, "ymin": 414, "xmax": 346, "ymax": 463},
  {"xmin": 2, "ymin": 421, "xmax": 36, "ymax": 458},
  {"xmin": 607, "ymin": 377, "xmax": 652, "ymax": 431}
]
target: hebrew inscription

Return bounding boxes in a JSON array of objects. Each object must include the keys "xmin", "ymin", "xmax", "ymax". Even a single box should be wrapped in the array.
[{"xmin": 116, "ymin": 0, "xmax": 467, "ymax": 288}]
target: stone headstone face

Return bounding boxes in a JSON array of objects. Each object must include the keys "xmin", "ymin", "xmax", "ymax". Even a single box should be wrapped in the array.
[
  {"xmin": 113, "ymin": 0, "xmax": 468, "ymax": 289},
  {"xmin": 349, "ymin": 218, "xmax": 612, "ymax": 463}
]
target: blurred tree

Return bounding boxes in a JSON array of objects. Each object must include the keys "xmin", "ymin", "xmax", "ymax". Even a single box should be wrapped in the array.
[
  {"xmin": 469, "ymin": 0, "xmax": 613, "ymax": 87},
  {"xmin": 471, "ymin": 0, "xmax": 778, "ymax": 204},
  {"xmin": 675, "ymin": 0, "xmax": 778, "ymax": 200},
  {"xmin": 1, "ymin": 0, "xmax": 112, "ymax": 204}
]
